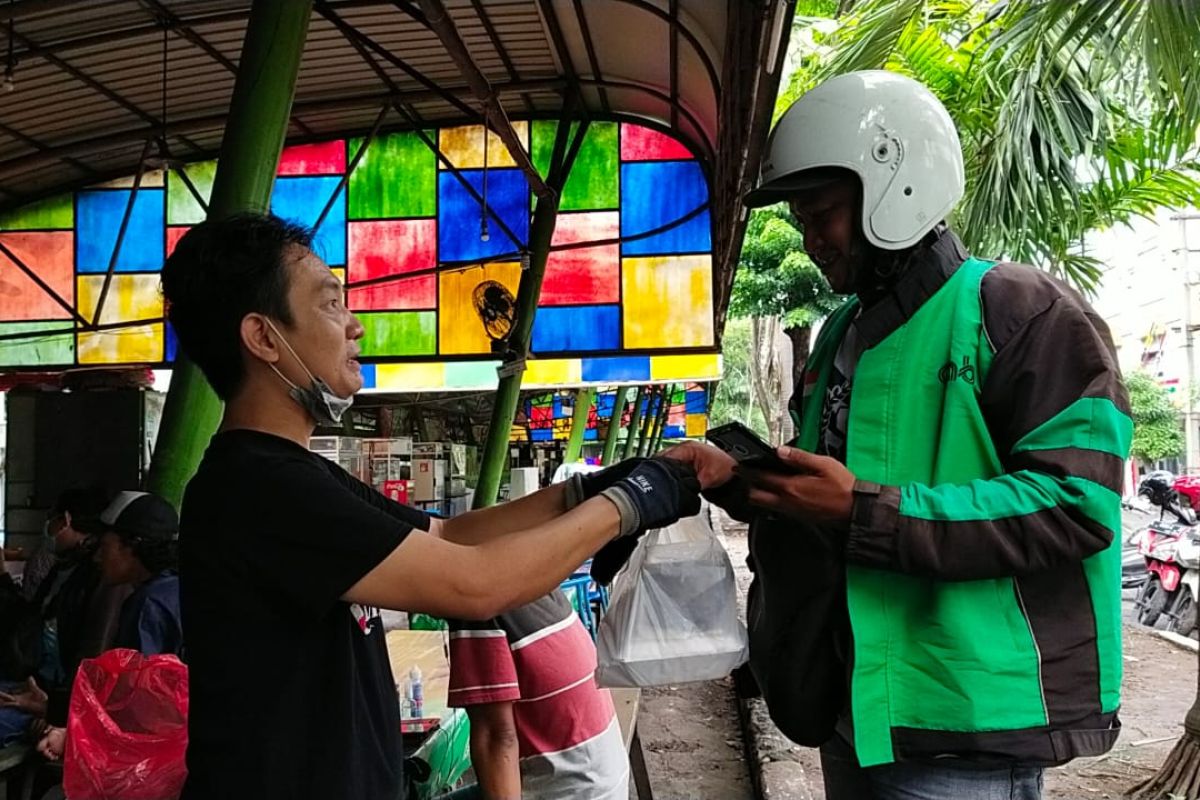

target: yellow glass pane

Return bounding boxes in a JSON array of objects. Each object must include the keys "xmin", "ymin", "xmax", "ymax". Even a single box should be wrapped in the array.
[
  {"xmin": 374, "ymin": 363, "xmax": 446, "ymax": 391},
  {"xmin": 650, "ymin": 353, "xmax": 721, "ymax": 381},
  {"xmin": 438, "ymin": 263, "xmax": 522, "ymax": 355},
  {"xmin": 622, "ymin": 255, "xmax": 715, "ymax": 349},
  {"xmin": 91, "ymin": 170, "xmax": 166, "ymax": 189},
  {"xmin": 685, "ymin": 413, "xmax": 709, "ymax": 437},
  {"xmin": 524, "ymin": 358, "xmax": 582, "ymax": 386},
  {"xmin": 76, "ymin": 275, "xmax": 164, "ymax": 363},
  {"xmin": 438, "ymin": 122, "xmax": 529, "ymax": 169}
]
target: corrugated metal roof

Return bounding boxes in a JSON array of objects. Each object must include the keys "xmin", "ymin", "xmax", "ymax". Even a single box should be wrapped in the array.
[{"xmin": 0, "ymin": 0, "xmax": 793, "ymax": 315}]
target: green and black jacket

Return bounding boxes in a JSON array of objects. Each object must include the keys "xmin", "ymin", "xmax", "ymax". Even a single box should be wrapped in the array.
[{"xmin": 744, "ymin": 230, "xmax": 1130, "ymax": 768}]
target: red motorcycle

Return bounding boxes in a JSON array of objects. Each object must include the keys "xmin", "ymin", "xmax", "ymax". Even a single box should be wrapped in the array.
[{"xmin": 1133, "ymin": 472, "xmax": 1195, "ymax": 629}]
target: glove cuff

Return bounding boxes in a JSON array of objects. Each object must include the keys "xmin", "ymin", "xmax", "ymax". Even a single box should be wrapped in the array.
[
  {"xmin": 564, "ymin": 473, "xmax": 587, "ymax": 510},
  {"xmin": 599, "ymin": 484, "xmax": 642, "ymax": 538}
]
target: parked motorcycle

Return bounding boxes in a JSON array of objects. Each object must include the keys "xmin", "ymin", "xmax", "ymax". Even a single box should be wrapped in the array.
[
  {"xmin": 1167, "ymin": 528, "xmax": 1200, "ymax": 637},
  {"xmin": 1132, "ymin": 472, "xmax": 1195, "ymax": 628}
]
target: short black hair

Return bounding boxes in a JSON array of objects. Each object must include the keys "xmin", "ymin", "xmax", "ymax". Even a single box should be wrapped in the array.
[
  {"xmin": 52, "ymin": 486, "xmax": 108, "ymax": 523},
  {"xmin": 161, "ymin": 213, "xmax": 313, "ymax": 400},
  {"xmin": 112, "ymin": 531, "xmax": 179, "ymax": 575}
]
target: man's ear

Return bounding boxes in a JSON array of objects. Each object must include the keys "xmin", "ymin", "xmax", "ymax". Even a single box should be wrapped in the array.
[{"xmin": 240, "ymin": 313, "xmax": 281, "ymax": 365}]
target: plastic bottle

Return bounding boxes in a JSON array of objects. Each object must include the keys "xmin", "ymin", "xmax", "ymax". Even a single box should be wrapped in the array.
[{"xmin": 409, "ymin": 665, "xmax": 424, "ymax": 718}]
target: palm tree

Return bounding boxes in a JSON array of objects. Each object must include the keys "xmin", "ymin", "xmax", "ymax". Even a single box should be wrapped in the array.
[
  {"xmin": 780, "ymin": 2, "xmax": 1200, "ymax": 797},
  {"xmin": 782, "ymin": 0, "xmax": 1200, "ymax": 293}
]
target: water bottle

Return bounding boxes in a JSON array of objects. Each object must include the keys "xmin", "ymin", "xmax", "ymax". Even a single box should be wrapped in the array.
[{"xmin": 408, "ymin": 665, "xmax": 423, "ymax": 718}]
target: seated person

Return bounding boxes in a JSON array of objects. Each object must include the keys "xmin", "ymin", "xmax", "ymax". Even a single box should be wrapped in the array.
[
  {"xmin": 0, "ymin": 552, "xmax": 43, "ymax": 747},
  {"xmin": 94, "ymin": 491, "xmax": 183, "ymax": 658},
  {"xmin": 35, "ymin": 490, "xmax": 184, "ymax": 763},
  {"xmin": 447, "ymin": 588, "xmax": 629, "ymax": 800}
]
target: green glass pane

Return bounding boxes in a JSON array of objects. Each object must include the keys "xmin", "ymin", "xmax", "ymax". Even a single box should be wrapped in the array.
[
  {"xmin": 531, "ymin": 122, "xmax": 618, "ymax": 211},
  {"xmin": 360, "ymin": 311, "xmax": 436, "ymax": 356},
  {"xmin": 167, "ymin": 161, "xmax": 216, "ymax": 225},
  {"xmin": 0, "ymin": 195, "xmax": 73, "ymax": 230},
  {"xmin": 444, "ymin": 360, "xmax": 500, "ymax": 389},
  {"xmin": 0, "ymin": 322, "xmax": 75, "ymax": 366},
  {"xmin": 349, "ymin": 132, "xmax": 437, "ymax": 219}
]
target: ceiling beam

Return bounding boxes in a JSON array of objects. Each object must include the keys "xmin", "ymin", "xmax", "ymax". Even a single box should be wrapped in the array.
[
  {"xmin": 136, "ymin": 0, "xmax": 317, "ymax": 137},
  {"xmin": 0, "ymin": 79, "xmax": 566, "ymax": 197},
  {"xmin": 6, "ymin": 24, "xmax": 205, "ymax": 154},
  {"xmin": 416, "ymin": 0, "xmax": 552, "ymax": 200},
  {"xmin": 316, "ymin": 3, "xmax": 480, "ymax": 121}
]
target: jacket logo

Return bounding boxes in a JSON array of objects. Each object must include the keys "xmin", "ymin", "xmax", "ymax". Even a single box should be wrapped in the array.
[{"xmin": 938, "ymin": 356, "xmax": 976, "ymax": 386}]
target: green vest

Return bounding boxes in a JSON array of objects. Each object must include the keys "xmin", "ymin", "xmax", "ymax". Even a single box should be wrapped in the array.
[{"xmin": 797, "ymin": 257, "xmax": 1123, "ymax": 766}]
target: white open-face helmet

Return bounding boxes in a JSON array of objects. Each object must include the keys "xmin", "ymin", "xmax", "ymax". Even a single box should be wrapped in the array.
[{"xmin": 745, "ymin": 70, "xmax": 965, "ymax": 251}]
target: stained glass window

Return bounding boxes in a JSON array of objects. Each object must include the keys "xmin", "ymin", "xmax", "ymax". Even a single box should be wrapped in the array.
[
  {"xmin": 0, "ymin": 121, "xmax": 720, "ymax": 390},
  {"xmin": 512, "ymin": 384, "xmax": 708, "ymax": 442}
]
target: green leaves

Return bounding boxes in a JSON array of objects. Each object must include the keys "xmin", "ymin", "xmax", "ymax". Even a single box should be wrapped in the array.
[
  {"xmin": 775, "ymin": 0, "xmax": 1200, "ymax": 294},
  {"xmin": 730, "ymin": 207, "xmax": 842, "ymax": 325},
  {"xmin": 1127, "ymin": 371, "xmax": 1186, "ymax": 464}
]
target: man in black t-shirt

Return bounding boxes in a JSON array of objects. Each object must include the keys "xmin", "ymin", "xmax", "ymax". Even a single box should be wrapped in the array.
[{"xmin": 160, "ymin": 214, "xmax": 701, "ymax": 800}]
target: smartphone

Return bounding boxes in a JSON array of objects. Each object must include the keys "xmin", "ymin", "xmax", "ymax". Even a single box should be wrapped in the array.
[{"xmin": 706, "ymin": 421, "xmax": 789, "ymax": 471}]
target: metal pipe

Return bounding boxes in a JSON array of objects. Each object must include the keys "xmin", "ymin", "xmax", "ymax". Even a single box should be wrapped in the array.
[
  {"xmin": 562, "ymin": 387, "xmax": 595, "ymax": 465},
  {"xmin": 643, "ymin": 384, "xmax": 668, "ymax": 457},
  {"xmin": 622, "ymin": 385, "xmax": 648, "ymax": 460},
  {"xmin": 635, "ymin": 386, "xmax": 659, "ymax": 458},
  {"xmin": 472, "ymin": 120, "xmax": 583, "ymax": 508},
  {"xmin": 147, "ymin": 0, "xmax": 313, "ymax": 507},
  {"xmin": 417, "ymin": 0, "xmax": 553, "ymax": 199},
  {"xmin": 600, "ymin": 388, "xmax": 627, "ymax": 465}
]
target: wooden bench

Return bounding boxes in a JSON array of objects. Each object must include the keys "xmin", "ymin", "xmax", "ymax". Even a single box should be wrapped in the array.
[{"xmin": 612, "ymin": 688, "xmax": 653, "ymax": 800}]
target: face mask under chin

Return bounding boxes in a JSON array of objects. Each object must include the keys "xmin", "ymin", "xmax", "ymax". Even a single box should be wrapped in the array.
[{"xmin": 264, "ymin": 319, "xmax": 355, "ymax": 426}]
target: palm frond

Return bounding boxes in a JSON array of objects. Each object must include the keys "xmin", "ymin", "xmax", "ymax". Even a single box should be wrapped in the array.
[{"xmin": 819, "ymin": 0, "xmax": 925, "ymax": 76}]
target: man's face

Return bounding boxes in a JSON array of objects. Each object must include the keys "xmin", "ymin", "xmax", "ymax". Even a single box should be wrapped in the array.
[
  {"xmin": 788, "ymin": 178, "xmax": 867, "ymax": 295},
  {"xmin": 49, "ymin": 512, "xmax": 84, "ymax": 554},
  {"xmin": 274, "ymin": 245, "xmax": 365, "ymax": 398},
  {"xmin": 96, "ymin": 532, "xmax": 136, "ymax": 585}
]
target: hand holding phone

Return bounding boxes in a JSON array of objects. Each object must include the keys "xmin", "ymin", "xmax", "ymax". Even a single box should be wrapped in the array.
[{"xmin": 705, "ymin": 422, "xmax": 793, "ymax": 471}]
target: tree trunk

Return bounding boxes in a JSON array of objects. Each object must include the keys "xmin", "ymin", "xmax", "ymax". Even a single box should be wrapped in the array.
[
  {"xmin": 1129, "ymin": 595, "xmax": 1200, "ymax": 798},
  {"xmin": 784, "ymin": 325, "xmax": 813, "ymax": 391},
  {"xmin": 749, "ymin": 316, "xmax": 790, "ymax": 445}
]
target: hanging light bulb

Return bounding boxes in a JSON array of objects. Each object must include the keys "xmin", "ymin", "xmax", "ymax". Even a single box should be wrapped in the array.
[{"xmin": 480, "ymin": 217, "xmax": 490, "ymax": 242}]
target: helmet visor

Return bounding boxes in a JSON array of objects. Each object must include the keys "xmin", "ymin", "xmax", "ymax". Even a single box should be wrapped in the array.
[{"xmin": 743, "ymin": 167, "xmax": 852, "ymax": 208}]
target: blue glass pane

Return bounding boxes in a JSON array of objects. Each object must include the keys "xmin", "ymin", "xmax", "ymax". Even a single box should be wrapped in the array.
[
  {"xmin": 620, "ymin": 162, "xmax": 711, "ymax": 256},
  {"xmin": 532, "ymin": 305, "xmax": 619, "ymax": 353},
  {"xmin": 438, "ymin": 170, "xmax": 530, "ymax": 262},
  {"xmin": 359, "ymin": 363, "xmax": 376, "ymax": 390},
  {"xmin": 271, "ymin": 177, "xmax": 347, "ymax": 266},
  {"xmin": 553, "ymin": 396, "xmax": 566, "ymax": 418},
  {"xmin": 584, "ymin": 428, "xmax": 599, "ymax": 441},
  {"xmin": 531, "ymin": 428, "xmax": 554, "ymax": 442},
  {"xmin": 165, "ymin": 322, "xmax": 178, "ymax": 363},
  {"xmin": 581, "ymin": 356, "xmax": 651, "ymax": 382},
  {"xmin": 686, "ymin": 389, "xmax": 707, "ymax": 414},
  {"xmin": 663, "ymin": 424, "xmax": 686, "ymax": 439},
  {"xmin": 76, "ymin": 190, "xmax": 165, "ymax": 273},
  {"xmin": 596, "ymin": 391, "xmax": 616, "ymax": 416}
]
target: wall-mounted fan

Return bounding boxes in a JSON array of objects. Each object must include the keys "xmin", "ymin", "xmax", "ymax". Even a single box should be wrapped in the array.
[{"xmin": 472, "ymin": 280, "xmax": 517, "ymax": 346}]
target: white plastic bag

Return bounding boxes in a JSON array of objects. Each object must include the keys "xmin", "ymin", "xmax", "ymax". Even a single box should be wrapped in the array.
[{"xmin": 595, "ymin": 513, "xmax": 749, "ymax": 687}]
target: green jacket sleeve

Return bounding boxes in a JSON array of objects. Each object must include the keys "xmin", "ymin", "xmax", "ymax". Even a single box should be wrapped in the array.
[{"xmin": 846, "ymin": 269, "xmax": 1132, "ymax": 580}]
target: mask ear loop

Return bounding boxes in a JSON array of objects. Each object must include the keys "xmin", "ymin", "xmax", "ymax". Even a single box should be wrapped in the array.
[{"xmin": 264, "ymin": 318, "xmax": 319, "ymax": 389}]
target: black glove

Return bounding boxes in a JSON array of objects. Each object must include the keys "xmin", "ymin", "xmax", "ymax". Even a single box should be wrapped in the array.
[
  {"xmin": 564, "ymin": 458, "xmax": 649, "ymax": 509},
  {"xmin": 702, "ymin": 477, "xmax": 756, "ymax": 523},
  {"xmin": 590, "ymin": 535, "xmax": 640, "ymax": 586},
  {"xmin": 599, "ymin": 458, "xmax": 701, "ymax": 538},
  {"xmin": 589, "ymin": 458, "xmax": 702, "ymax": 585}
]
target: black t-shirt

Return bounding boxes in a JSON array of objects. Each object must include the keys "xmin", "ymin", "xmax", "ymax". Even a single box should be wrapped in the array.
[{"xmin": 179, "ymin": 430, "xmax": 430, "ymax": 800}]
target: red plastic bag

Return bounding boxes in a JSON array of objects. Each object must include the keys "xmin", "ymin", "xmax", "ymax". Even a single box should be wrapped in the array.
[{"xmin": 64, "ymin": 649, "xmax": 188, "ymax": 800}]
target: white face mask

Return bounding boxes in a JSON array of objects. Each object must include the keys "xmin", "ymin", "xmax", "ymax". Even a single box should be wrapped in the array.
[{"xmin": 264, "ymin": 319, "xmax": 354, "ymax": 426}]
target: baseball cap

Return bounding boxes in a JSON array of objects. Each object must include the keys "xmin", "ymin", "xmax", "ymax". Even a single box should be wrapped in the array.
[{"xmin": 100, "ymin": 491, "xmax": 179, "ymax": 542}]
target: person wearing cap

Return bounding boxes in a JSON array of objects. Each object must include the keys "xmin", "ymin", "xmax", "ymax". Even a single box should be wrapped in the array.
[
  {"xmin": 95, "ymin": 491, "xmax": 183, "ymax": 658},
  {"xmin": 35, "ymin": 490, "xmax": 183, "ymax": 766},
  {"xmin": 159, "ymin": 213, "xmax": 701, "ymax": 800},
  {"xmin": 668, "ymin": 71, "xmax": 1129, "ymax": 799}
]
